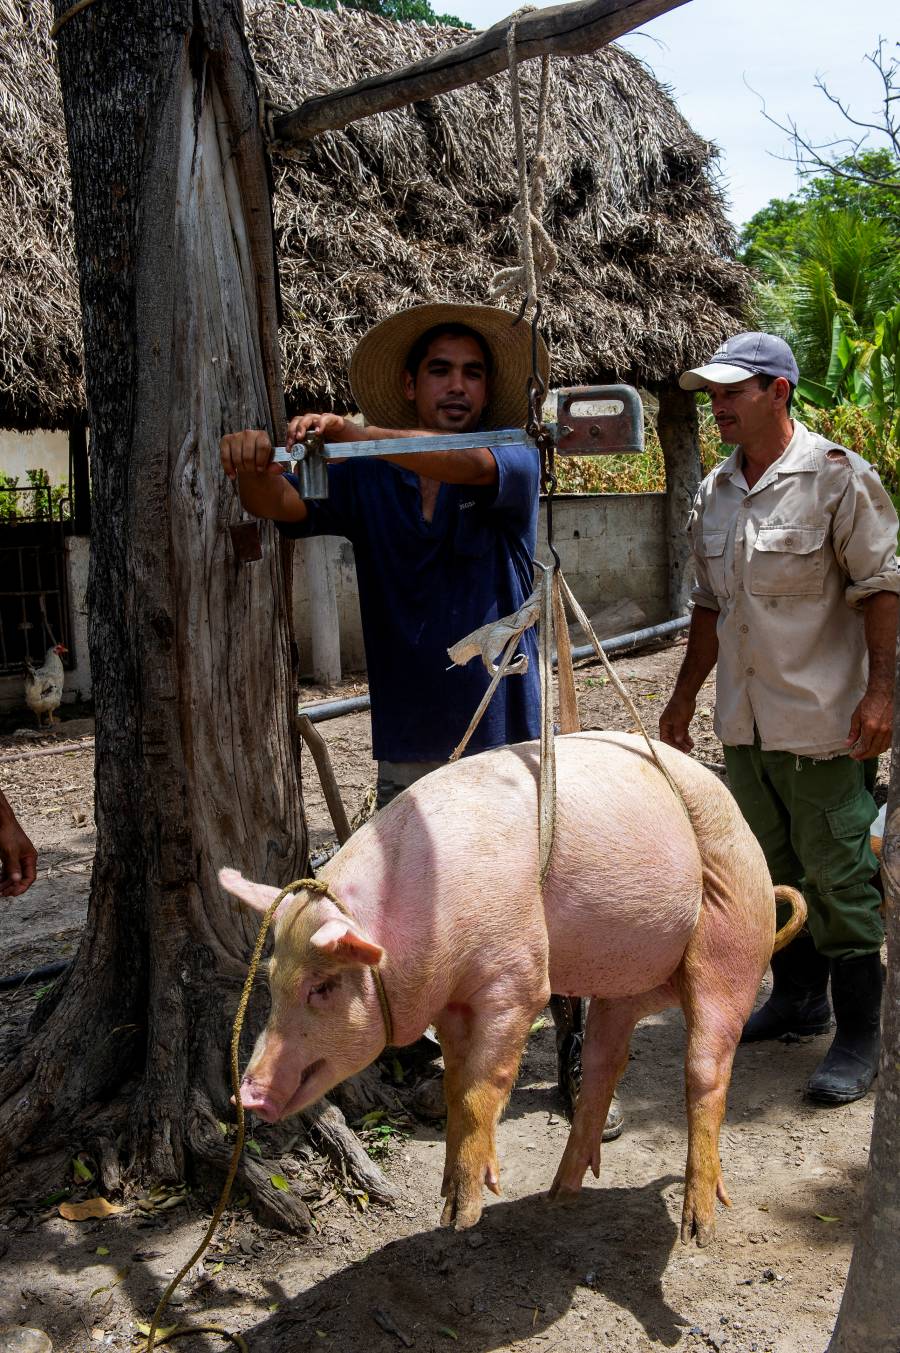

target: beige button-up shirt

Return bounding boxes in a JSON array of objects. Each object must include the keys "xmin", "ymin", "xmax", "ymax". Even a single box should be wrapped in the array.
[{"xmin": 689, "ymin": 420, "xmax": 900, "ymax": 757}]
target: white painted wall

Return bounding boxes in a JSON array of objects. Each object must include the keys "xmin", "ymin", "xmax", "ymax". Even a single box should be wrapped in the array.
[{"xmin": 0, "ymin": 428, "xmax": 69, "ymax": 484}]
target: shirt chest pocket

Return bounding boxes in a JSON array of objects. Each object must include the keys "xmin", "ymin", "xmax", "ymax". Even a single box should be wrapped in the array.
[
  {"xmin": 701, "ymin": 531, "xmax": 729, "ymax": 599},
  {"xmin": 751, "ymin": 525, "xmax": 827, "ymax": 596}
]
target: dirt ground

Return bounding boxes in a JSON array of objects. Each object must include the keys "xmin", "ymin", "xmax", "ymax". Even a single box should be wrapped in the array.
[{"xmin": 0, "ymin": 640, "xmax": 887, "ymax": 1353}]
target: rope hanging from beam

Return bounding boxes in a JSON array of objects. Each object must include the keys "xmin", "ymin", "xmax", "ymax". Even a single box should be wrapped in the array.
[{"xmin": 490, "ymin": 11, "xmax": 558, "ymax": 314}]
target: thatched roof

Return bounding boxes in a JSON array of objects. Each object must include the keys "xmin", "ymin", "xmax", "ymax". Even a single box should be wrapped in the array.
[{"xmin": 0, "ymin": 0, "xmax": 751, "ymax": 430}]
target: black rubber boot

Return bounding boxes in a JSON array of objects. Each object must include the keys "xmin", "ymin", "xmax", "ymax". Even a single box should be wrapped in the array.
[
  {"xmin": 549, "ymin": 996, "xmax": 624, "ymax": 1140},
  {"xmin": 740, "ymin": 930, "xmax": 831, "ymax": 1043},
  {"xmin": 806, "ymin": 953, "xmax": 883, "ymax": 1105}
]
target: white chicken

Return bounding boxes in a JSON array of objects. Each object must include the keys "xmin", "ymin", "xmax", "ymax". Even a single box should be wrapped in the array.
[{"xmin": 23, "ymin": 644, "xmax": 67, "ymax": 728}]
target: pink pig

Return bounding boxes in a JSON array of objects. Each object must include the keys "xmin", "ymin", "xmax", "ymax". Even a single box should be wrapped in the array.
[{"xmin": 221, "ymin": 730, "xmax": 804, "ymax": 1243}]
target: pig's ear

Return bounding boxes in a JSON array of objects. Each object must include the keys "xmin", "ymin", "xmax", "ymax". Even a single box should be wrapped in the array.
[
  {"xmin": 309, "ymin": 919, "xmax": 384, "ymax": 967},
  {"xmin": 219, "ymin": 868, "xmax": 287, "ymax": 917}
]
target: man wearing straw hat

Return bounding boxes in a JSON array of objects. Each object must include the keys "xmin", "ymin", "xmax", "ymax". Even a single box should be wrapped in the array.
[
  {"xmin": 222, "ymin": 302, "xmax": 544, "ymax": 793},
  {"xmin": 220, "ymin": 301, "xmax": 624, "ymax": 1138}
]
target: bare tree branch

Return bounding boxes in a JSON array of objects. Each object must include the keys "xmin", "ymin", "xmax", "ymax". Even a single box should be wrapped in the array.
[{"xmin": 747, "ymin": 39, "xmax": 900, "ymax": 194}]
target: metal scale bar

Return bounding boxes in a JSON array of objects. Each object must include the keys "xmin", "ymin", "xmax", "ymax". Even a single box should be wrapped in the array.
[
  {"xmin": 272, "ymin": 385, "xmax": 644, "ymax": 499},
  {"xmin": 270, "ymin": 426, "xmax": 535, "ymax": 463}
]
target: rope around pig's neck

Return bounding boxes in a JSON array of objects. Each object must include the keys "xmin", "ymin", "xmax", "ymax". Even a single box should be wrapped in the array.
[{"xmin": 144, "ymin": 876, "xmax": 393, "ymax": 1351}]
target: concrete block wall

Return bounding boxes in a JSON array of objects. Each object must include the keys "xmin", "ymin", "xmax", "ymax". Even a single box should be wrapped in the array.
[{"xmin": 292, "ymin": 492, "xmax": 670, "ymax": 678}]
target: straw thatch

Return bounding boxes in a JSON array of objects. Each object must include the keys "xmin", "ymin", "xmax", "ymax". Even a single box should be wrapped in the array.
[{"xmin": 0, "ymin": 0, "xmax": 751, "ymax": 430}]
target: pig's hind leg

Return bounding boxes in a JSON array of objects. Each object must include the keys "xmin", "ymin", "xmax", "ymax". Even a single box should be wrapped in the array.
[
  {"xmin": 550, "ymin": 986, "xmax": 673, "ymax": 1199},
  {"xmin": 677, "ymin": 912, "xmax": 762, "ymax": 1247},
  {"xmin": 436, "ymin": 993, "xmax": 545, "ymax": 1230}
]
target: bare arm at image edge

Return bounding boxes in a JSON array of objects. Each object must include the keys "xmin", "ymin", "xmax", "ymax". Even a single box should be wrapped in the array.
[{"xmin": 0, "ymin": 788, "xmax": 37, "ymax": 897}]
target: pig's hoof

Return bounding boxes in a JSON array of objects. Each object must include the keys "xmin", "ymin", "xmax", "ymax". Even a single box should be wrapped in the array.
[
  {"xmin": 440, "ymin": 1180, "xmax": 484, "ymax": 1230},
  {"xmin": 547, "ymin": 1181, "xmax": 581, "ymax": 1206},
  {"xmin": 680, "ymin": 1206, "xmax": 716, "ymax": 1248},
  {"xmin": 548, "ymin": 1148, "xmax": 590, "ymax": 1199}
]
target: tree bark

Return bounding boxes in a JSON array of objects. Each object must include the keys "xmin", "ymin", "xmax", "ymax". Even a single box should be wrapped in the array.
[
  {"xmin": 827, "ymin": 694, "xmax": 900, "ymax": 1348},
  {"xmin": 0, "ymin": 0, "xmax": 311, "ymax": 1224},
  {"xmin": 273, "ymin": 0, "xmax": 690, "ymax": 143},
  {"xmin": 656, "ymin": 383, "xmax": 701, "ymax": 617}
]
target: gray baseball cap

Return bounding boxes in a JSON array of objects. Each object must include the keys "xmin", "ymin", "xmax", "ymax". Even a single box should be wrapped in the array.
[{"xmin": 679, "ymin": 332, "xmax": 800, "ymax": 391}]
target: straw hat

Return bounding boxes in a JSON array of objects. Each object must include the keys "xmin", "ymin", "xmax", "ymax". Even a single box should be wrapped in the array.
[{"xmin": 349, "ymin": 302, "xmax": 550, "ymax": 432}]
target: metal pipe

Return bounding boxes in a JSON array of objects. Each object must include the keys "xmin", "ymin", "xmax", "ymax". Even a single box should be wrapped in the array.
[
  {"xmin": 297, "ymin": 616, "xmax": 691, "ymax": 725},
  {"xmin": 571, "ymin": 614, "xmax": 690, "ymax": 661},
  {"xmin": 299, "ymin": 694, "xmax": 372, "ymax": 724},
  {"xmin": 0, "ymin": 958, "xmax": 69, "ymax": 993}
]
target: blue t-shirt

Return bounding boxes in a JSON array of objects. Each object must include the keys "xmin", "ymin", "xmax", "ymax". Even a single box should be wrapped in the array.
[{"xmin": 278, "ymin": 444, "xmax": 540, "ymax": 762}]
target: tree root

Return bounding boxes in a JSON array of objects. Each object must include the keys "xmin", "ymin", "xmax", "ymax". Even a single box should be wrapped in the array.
[
  {"xmin": 329, "ymin": 1064, "xmax": 407, "ymax": 1121},
  {"xmin": 189, "ymin": 1095, "xmax": 311, "ymax": 1235},
  {"xmin": 0, "ymin": 1099, "xmax": 130, "ymax": 1207},
  {"xmin": 302, "ymin": 1099, "xmax": 398, "ymax": 1206}
]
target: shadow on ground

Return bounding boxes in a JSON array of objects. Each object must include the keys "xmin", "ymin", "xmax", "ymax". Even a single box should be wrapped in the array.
[{"xmin": 244, "ymin": 1179, "xmax": 687, "ymax": 1352}]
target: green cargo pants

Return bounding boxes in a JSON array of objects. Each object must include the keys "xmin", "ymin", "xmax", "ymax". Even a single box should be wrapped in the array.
[{"xmin": 723, "ymin": 741, "xmax": 883, "ymax": 960}]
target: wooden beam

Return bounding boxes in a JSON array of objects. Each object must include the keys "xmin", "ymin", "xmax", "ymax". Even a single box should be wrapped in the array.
[{"xmin": 273, "ymin": 0, "xmax": 691, "ymax": 144}]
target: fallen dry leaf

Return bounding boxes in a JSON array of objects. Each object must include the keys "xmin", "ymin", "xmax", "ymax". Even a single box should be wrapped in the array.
[{"xmin": 59, "ymin": 1197, "xmax": 123, "ymax": 1221}]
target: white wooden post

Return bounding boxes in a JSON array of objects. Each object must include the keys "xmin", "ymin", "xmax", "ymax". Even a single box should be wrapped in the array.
[{"xmin": 305, "ymin": 535, "xmax": 341, "ymax": 685}]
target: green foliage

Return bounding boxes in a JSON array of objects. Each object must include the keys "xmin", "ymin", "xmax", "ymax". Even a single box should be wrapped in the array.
[
  {"xmin": 0, "ymin": 467, "xmax": 70, "ymax": 522},
  {"xmin": 753, "ymin": 207, "xmax": 900, "ymax": 382},
  {"xmin": 555, "ymin": 407, "xmax": 724, "ymax": 495},
  {"xmin": 792, "ymin": 302, "xmax": 900, "ymax": 494},
  {"xmin": 0, "ymin": 471, "xmax": 17, "ymax": 522},
  {"xmin": 740, "ymin": 151, "xmax": 900, "ymax": 267},
  {"xmin": 294, "ymin": 0, "xmax": 472, "ymax": 28},
  {"xmin": 741, "ymin": 143, "xmax": 900, "ymax": 495}
]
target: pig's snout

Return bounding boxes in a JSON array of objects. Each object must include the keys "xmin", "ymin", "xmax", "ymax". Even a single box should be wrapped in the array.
[{"xmin": 239, "ymin": 1076, "xmax": 281, "ymax": 1123}]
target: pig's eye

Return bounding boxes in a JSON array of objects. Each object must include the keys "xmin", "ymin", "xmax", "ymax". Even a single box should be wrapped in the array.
[{"xmin": 307, "ymin": 977, "xmax": 336, "ymax": 1004}]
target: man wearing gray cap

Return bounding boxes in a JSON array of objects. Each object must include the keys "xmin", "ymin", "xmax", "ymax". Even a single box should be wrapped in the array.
[{"xmin": 659, "ymin": 331, "xmax": 899, "ymax": 1106}]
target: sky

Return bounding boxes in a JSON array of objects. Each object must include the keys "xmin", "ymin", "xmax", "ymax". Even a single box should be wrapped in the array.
[{"xmin": 446, "ymin": 0, "xmax": 894, "ymax": 229}]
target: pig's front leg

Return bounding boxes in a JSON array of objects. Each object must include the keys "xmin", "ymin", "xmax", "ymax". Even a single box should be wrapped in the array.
[{"xmin": 435, "ymin": 994, "xmax": 545, "ymax": 1229}]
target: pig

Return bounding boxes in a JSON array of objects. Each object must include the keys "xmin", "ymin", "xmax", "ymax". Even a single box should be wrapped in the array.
[{"xmin": 221, "ymin": 730, "xmax": 804, "ymax": 1245}]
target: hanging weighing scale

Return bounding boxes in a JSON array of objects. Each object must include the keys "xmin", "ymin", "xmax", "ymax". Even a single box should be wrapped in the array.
[{"xmin": 268, "ymin": 383, "xmax": 645, "ymax": 501}]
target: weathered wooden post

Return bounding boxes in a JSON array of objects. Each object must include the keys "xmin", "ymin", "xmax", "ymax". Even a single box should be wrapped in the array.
[
  {"xmin": 656, "ymin": 381, "xmax": 702, "ymax": 616},
  {"xmin": 0, "ymin": 0, "xmax": 312, "ymax": 1226}
]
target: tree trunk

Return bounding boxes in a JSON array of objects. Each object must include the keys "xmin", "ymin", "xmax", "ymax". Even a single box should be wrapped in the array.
[
  {"xmin": 0, "ymin": 0, "xmax": 315, "ymax": 1228},
  {"xmin": 827, "ymin": 698, "xmax": 900, "ymax": 1348},
  {"xmin": 656, "ymin": 382, "xmax": 701, "ymax": 617}
]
